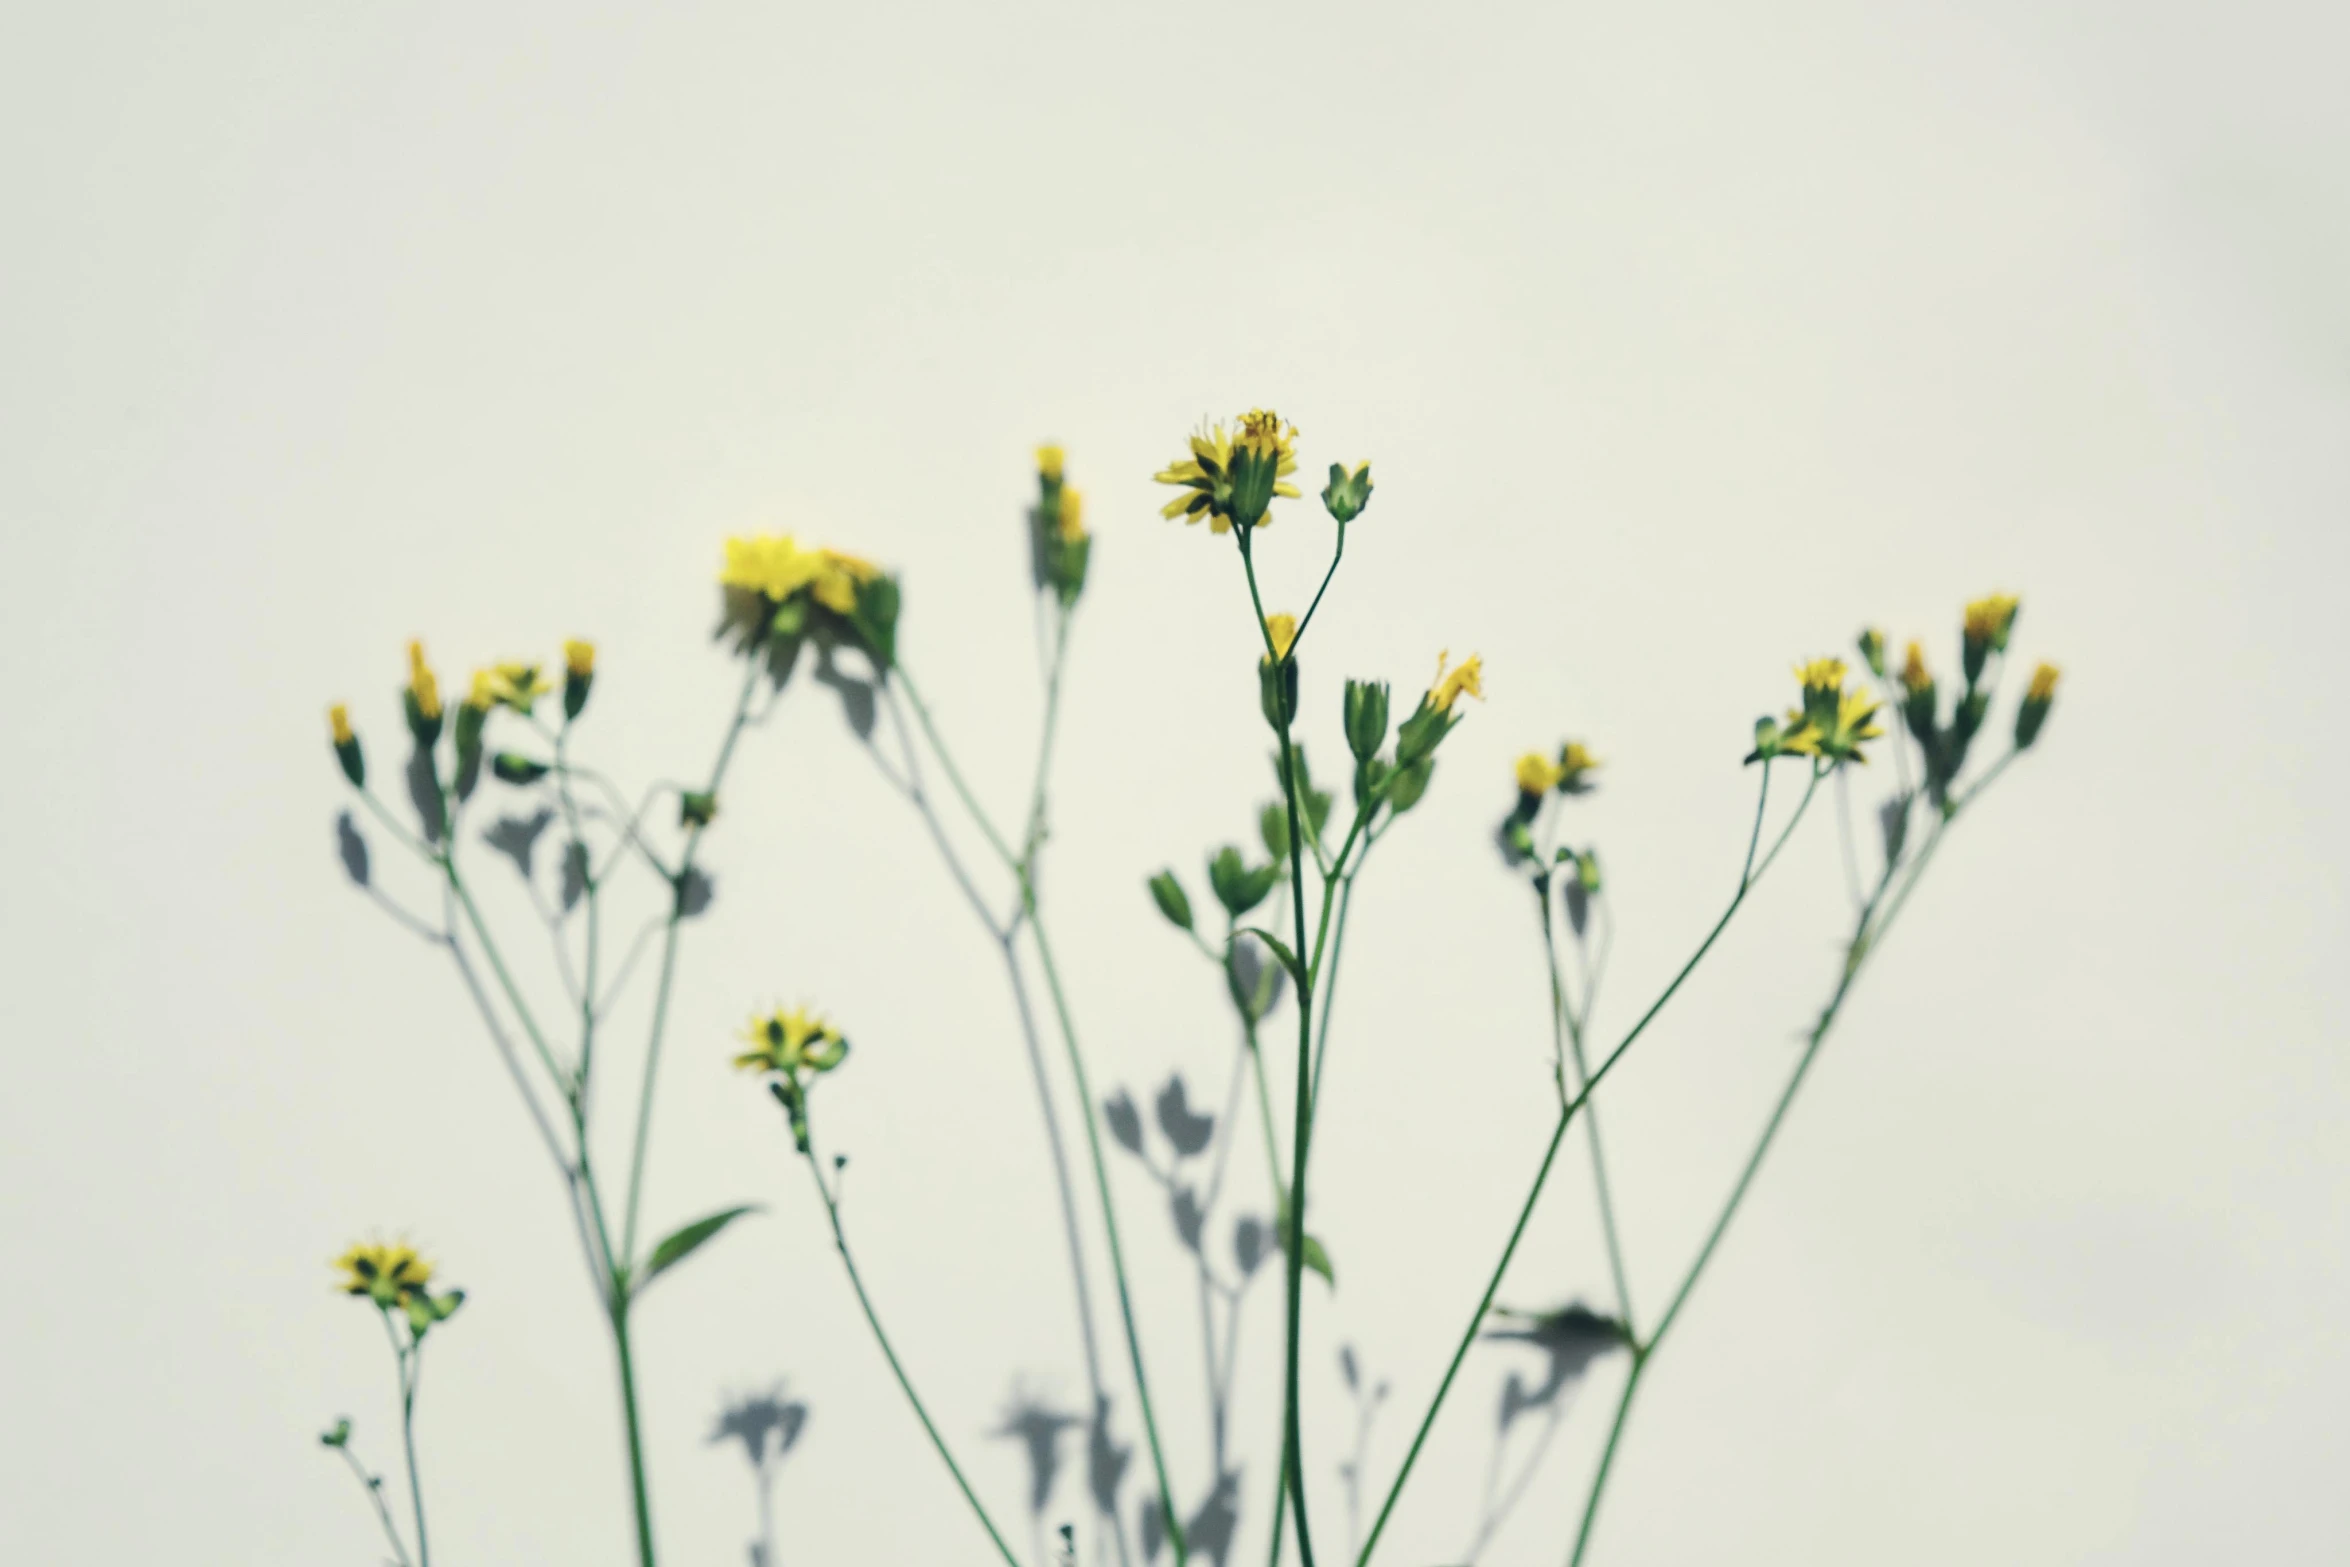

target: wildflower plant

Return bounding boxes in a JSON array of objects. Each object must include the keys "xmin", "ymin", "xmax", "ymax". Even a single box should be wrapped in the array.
[
  {"xmin": 320, "ymin": 1240, "xmax": 464, "ymax": 1567},
  {"xmin": 316, "ymin": 411, "xmax": 2064, "ymax": 1566}
]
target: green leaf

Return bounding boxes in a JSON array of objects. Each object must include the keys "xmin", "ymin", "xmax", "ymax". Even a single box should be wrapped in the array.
[
  {"xmin": 635, "ymin": 1205, "xmax": 761, "ymax": 1297},
  {"xmin": 1302, "ymin": 1233, "xmax": 1335, "ymax": 1288},
  {"xmin": 1237, "ymin": 927, "xmax": 1304, "ymax": 985}
]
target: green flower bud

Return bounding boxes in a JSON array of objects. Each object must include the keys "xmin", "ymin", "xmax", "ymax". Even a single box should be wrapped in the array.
[
  {"xmin": 1207, "ymin": 846, "xmax": 1278, "ymax": 917},
  {"xmin": 328, "ymin": 705, "xmax": 365, "ymax": 787},
  {"xmin": 1259, "ymin": 802, "xmax": 1291, "ymax": 863},
  {"xmin": 562, "ymin": 640, "xmax": 596, "ymax": 722},
  {"xmin": 492, "ymin": 752, "xmax": 550, "ymax": 786},
  {"xmin": 1857, "ymin": 627, "xmax": 1887, "ymax": 678},
  {"xmin": 679, "ymin": 790, "xmax": 719, "ymax": 829},
  {"xmin": 2014, "ymin": 662, "xmax": 2060, "ymax": 749},
  {"xmin": 1343, "ymin": 679, "xmax": 1390, "ymax": 762},
  {"xmin": 1387, "ymin": 757, "xmax": 1435, "ymax": 814},
  {"xmin": 1320, "ymin": 461, "xmax": 1373, "ymax": 525},
  {"xmin": 1260, "ymin": 655, "xmax": 1299, "ymax": 732},
  {"xmin": 1575, "ymin": 848, "xmax": 1603, "ymax": 894},
  {"xmin": 1147, "ymin": 870, "xmax": 1194, "ymax": 932}
]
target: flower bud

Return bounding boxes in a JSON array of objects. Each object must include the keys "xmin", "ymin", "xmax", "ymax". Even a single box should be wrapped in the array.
[
  {"xmin": 1575, "ymin": 848, "xmax": 1603, "ymax": 894},
  {"xmin": 493, "ymin": 752, "xmax": 550, "ymax": 786},
  {"xmin": 679, "ymin": 790, "xmax": 719, "ymax": 829},
  {"xmin": 1857, "ymin": 627, "xmax": 1887, "ymax": 678},
  {"xmin": 404, "ymin": 641, "xmax": 445, "ymax": 747},
  {"xmin": 1342, "ymin": 679, "xmax": 1389, "ymax": 762},
  {"xmin": 452, "ymin": 692, "xmax": 488, "ymax": 802},
  {"xmin": 329, "ymin": 705, "xmax": 365, "ymax": 787},
  {"xmin": 1207, "ymin": 846, "xmax": 1277, "ymax": 917},
  {"xmin": 1147, "ymin": 870, "xmax": 1195, "ymax": 932},
  {"xmin": 1259, "ymin": 656, "xmax": 1299, "ymax": 732},
  {"xmin": 563, "ymin": 640, "xmax": 596, "ymax": 721},
  {"xmin": 2014, "ymin": 662, "xmax": 2060, "ymax": 749},
  {"xmin": 1320, "ymin": 461, "xmax": 1373, "ymax": 524},
  {"xmin": 1387, "ymin": 757, "xmax": 1435, "ymax": 814}
]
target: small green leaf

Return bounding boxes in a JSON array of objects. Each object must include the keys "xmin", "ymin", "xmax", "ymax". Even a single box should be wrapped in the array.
[
  {"xmin": 1302, "ymin": 1233, "xmax": 1335, "ymax": 1288},
  {"xmin": 1237, "ymin": 927, "xmax": 1304, "ymax": 985},
  {"xmin": 636, "ymin": 1205, "xmax": 761, "ymax": 1296}
]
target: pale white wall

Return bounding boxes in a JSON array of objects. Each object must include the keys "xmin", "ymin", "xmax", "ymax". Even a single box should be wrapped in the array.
[{"xmin": 3, "ymin": 3, "xmax": 2345, "ymax": 1563}]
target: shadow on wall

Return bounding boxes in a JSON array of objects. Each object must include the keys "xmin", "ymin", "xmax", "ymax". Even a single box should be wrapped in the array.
[{"xmin": 710, "ymin": 1382, "xmax": 811, "ymax": 1567}]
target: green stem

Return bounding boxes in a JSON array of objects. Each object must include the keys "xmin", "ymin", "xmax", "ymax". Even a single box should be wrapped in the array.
[
  {"xmin": 619, "ymin": 652, "xmax": 763, "ymax": 1261},
  {"xmin": 395, "ymin": 1333, "xmax": 431, "ymax": 1567},
  {"xmin": 1239, "ymin": 532, "xmax": 1321, "ymax": 1567},
  {"xmin": 895, "ymin": 667, "xmax": 1021, "ymax": 871},
  {"xmin": 1026, "ymin": 903, "xmax": 1191, "ymax": 1564},
  {"xmin": 611, "ymin": 1305, "xmax": 660, "ymax": 1567},
  {"xmin": 799, "ymin": 1130, "xmax": 1023, "ymax": 1567},
  {"xmin": 1564, "ymin": 761, "xmax": 2018, "ymax": 1564},
  {"xmin": 337, "ymin": 1441, "xmax": 415, "ymax": 1567},
  {"xmin": 1543, "ymin": 889, "xmax": 1635, "ymax": 1333},
  {"xmin": 1356, "ymin": 764, "xmax": 1816, "ymax": 1566}
]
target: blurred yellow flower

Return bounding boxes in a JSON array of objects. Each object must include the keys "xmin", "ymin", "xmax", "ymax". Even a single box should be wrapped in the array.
[
  {"xmin": 406, "ymin": 641, "xmax": 442, "ymax": 721},
  {"xmin": 329, "ymin": 704, "xmax": 354, "ymax": 746},
  {"xmin": 1515, "ymin": 751, "xmax": 1563, "ymax": 795},
  {"xmin": 733, "ymin": 1006, "xmax": 850, "ymax": 1076},
  {"xmin": 334, "ymin": 1241, "xmax": 434, "ymax": 1306},
  {"xmin": 1427, "ymin": 651, "xmax": 1484, "ymax": 715},
  {"xmin": 1262, "ymin": 612, "xmax": 1299, "ymax": 662},
  {"xmin": 564, "ymin": 640, "xmax": 596, "ymax": 678}
]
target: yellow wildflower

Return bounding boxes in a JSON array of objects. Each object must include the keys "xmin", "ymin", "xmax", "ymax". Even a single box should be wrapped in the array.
[
  {"xmin": 329, "ymin": 704, "xmax": 354, "ymax": 746},
  {"xmin": 466, "ymin": 669, "xmax": 495, "ymax": 710},
  {"xmin": 1515, "ymin": 751, "xmax": 1564, "ymax": 795},
  {"xmin": 564, "ymin": 640, "xmax": 595, "ymax": 678},
  {"xmin": 486, "ymin": 661, "xmax": 552, "ymax": 715},
  {"xmin": 1963, "ymin": 593, "xmax": 2021, "ymax": 651},
  {"xmin": 1556, "ymin": 741, "xmax": 1602, "ymax": 793},
  {"xmin": 720, "ymin": 535, "xmax": 822, "ymax": 602},
  {"xmin": 1057, "ymin": 487, "xmax": 1088, "ymax": 545},
  {"xmin": 1427, "ymin": 651, "xmax": 1485, "ymax": 715},
  {"xmin": 733, "ymin": 1006, "xmax": 850, "ymax": 1076},
  {"xmin": 2026, "ymin": 662, "xmax": 2060, "ymax": 702},
  {"xmin": 1154, "ymin": 412, "xmax": 1302, "ymax": 533},
  {"xmin": 334, "ymin": 1241, "xmax": 434, "ymax": 1306},
  {"xmin": 406, "ymin": 640, "xmax": 442, "ymax": 721},
  {"xmin": 1262, "ymin": 612, "xmax": 1299, "ymax": 663},
  {"xmin": 1900, "ymin": 640, "xmax": 1932, "ymax": 694},
  {"xmin": 1037, "ymin": 444, "xmax": 1066, "ymax": 482},
  {"xmin": 1794, "ymin": 658, "xmax": 1848, "ymax": 697}
]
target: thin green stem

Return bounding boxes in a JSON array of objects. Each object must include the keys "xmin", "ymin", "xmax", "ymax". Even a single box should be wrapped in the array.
[
  {"xmin": 1027, "ymin": 906, "xmax": 1191, "ymax": 1564},
  {"xmin": 1356, "ymin": 764, "xmax": 1816, "ymax": 1566},
  {"xmin": 895, "ymin": 667, "xmax": 1021, "ymax": 871},
  {"xmin": 392, "ymin": 1329, "xmax": 431, "ymax": 1567},
  {"xmin": 1241, "ymin": 532, "xmax": 1322, "ymax": 1567},
  {"xmin": 620, "ymin": 652, "xmax": 763, "ymax": 1262},
  {"xmin": 1542, "ymin": 889, "xmax": 1634, "ymax": 1333},
  {"xmin": 337, "ymin": 1441, "xmax": 414, "ymax": 1567},
  {"xmin": 799, "ymin": 1129, "xmax": 1023, "ymax": 1567},
  {"xmin": 1564, "ymin": 757, "xmax": 2020, "ymax": 1564},
  {"xmin": 611, "ymin": 1306, "xmax": 659, "ymax": 1567}
]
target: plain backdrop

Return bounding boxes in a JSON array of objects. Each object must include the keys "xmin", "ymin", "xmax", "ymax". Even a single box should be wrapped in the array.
[{"xmin": 3, "ymin": 3, "xmax": 2346, "ymax": 1564}]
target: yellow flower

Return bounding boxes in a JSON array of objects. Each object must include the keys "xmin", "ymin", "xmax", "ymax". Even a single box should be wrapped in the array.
[
  {"xmin": 1782, "ymin": 690, "xmax": 1884, "ymax": 764},
  {"xmin": 1794, "ymin": 657, "xmax": 1848, "ymax": 696},
  {"xmin": 733, "ymin": 1006, "xmax": 850, "ymax": 1076},
  {"xmin": 1900, "ymin": 640, "xmax": 1932, "ymax": 694},
  {"xmin": 564, "ymin": 639, "xmax": 596, "ymax": 678},
  {"xmin": 1515, "ymin": 751, "xmax": 1564, "ymax": 795},
  {"xmin": 1262, "ymin": 612, "xmax": 1299, "ymax": 663},
  {"xmin": 1556, "ymin": 741, "xmax": 1602, "ymax": 793},
  {"xmin": 721, "ymin": 535, "xmax": 821, "ymax": 601},
  {"xmin": 466, "ymin": 669, "xmax": 496, "ymax": 711},
  {"xmin": 406, "ymin": 640, "xmax": 442, "ymax": 721},
  {"xmin": 329, "ymin": 704, "xmax": 354, "ymax": 746},
  {"xmin": 1964, "ymin": 593, "xmax": 2021, "ymax": 650},
  {"xmin": 1036, "ymin": 444, "xmax": 1066, "ymax": 483},
  {"xmin": 2026, "ymin": 661, "xmax": 2060, "ymax": 702},
  {"xmin": 1154, "ymin": 412, "xmax": 1302, "ymax": 533},
  {"xmin": 1427, "ymin": 651, "xmax": 1485, "ymax": 715},
  {"xmin": 334, "ymin": 1241, "xmax": 434, "ymax": 1306},
  {"xmin": 1057, "ymin": 486, "xmax": 1088, "ymax": 545},
  {"xmin": 486, "ymin": 661, "xmax": 552, "ymax": 714}
]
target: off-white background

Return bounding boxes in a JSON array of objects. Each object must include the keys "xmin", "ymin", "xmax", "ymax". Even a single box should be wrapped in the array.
[{"xmin": 4, "ymin": 3, "xmax": 2346, "ymax": 1563}]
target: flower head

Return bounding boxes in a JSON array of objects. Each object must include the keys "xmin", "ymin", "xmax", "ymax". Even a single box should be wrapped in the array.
[
  {"xmin": 406, "ymin": 641, "xmax": 442, "ymax": 722},
  {"xmin": 1036, "ymin": 444, "xmax": 1066, "ymax": 483},
  {"xmin": 1515, "ymin": 751, "xmax": 1564, "ymax": 796},
  {"xmin": 1154, "ymin": 411, "xmax": 1302, "ymax": 534},
  {"xmin": 1555, "ymin": 741, "xmax": 1601, "ymax": 794},
  {"xmin": 334, "ymin": 1241, "xmax": 434, "ymax": 1307},
  {"xmin": 1900, "ymin": 640, "xmax": 1932, "ymax": 695},
  {"xmin": 2026, "ymin": 662, "xmax": 2060, "ymax": 703},
  {"xmin": 1056, "ymin": 487, "xmax": 1087, "ymax": 545},
  {"xmin": 329, "ymin": 704, "xmax": 354, "ymax": 746},
  {"xmin": 486, "ymin": 661, "xmax": 552, "ymax": 715},
  {"xmin": 1963, "ymin": 593, "xmax": 2021, "ymax": 652},
  {"xmin": 464, "ymin": 670, "xmax": 495, "ymax": 711},
  {"xmin": 2014, "ymin": 660, "xmax": 2062, "ymax": 750},
  {"xmin": 1427, "ymin": 651, "xmax": 1485, "ymax": 716},
  {"xmin": 1780, "ymin": 670, "xmax": 1884, "ymax": 766},
  {"xmin": 733, "ymin": 1006, "xmax": 850, "ymax": 1077},
  {"xmin": 564, "ymin": 640, "xmax": 596, "ymax": 678}
]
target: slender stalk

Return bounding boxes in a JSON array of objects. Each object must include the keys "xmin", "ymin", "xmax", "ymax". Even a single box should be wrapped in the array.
[
  {"xmin": 798, "ymin": 1129, "xmax": 1023, "ymax": 1567},
  {"xmin": 337, "ymin": 1441, "xmax": 415, "ymax": 1567},
  {"xmin": 1239, "ymin": 532, "xmax": 1322, "ymax": 1567},
  {"xmin": 610, "ymin": 1306, "xmax": 659, "ymax": 1567},
  {"xmin": 1356, "ymin": 765, "xmax": 1817, "ymax": 1565},
  {"xmin": 1563, "ymin": 758, "xmax": 2019, "ymax": 1564},
  {"xmin": 1542, "ymin": 890, "xmax": 1634, "ymax": 1332}
]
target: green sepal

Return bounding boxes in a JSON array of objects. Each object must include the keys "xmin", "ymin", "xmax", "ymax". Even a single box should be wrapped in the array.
[
  {"xmin": 1259, "ymin": 802, "xmax": 1291, "ymax": 863},
  {"xmin": 1387, "ymin": 757, "xmax": 1435, "ymax": 813},
  {"xmin": 1342, "ymin": 679, "xmax": 1389, "ymax": 762},
  {"xmin": 1207, "ymin": 846, "xmax": 1279, "ymax": 918},
  {"xmin": 1394, "ymin": 699, "xmax": 1457, "ymax": 768},
  {"xmin": 334, "ymin": 736, "xmax": 366, "ymax": 789},
  {"xmin": 1259, "ymin": 656, "xmax": 1299, "ymax": 732},
  {"xmin": 849, "ymin": 574, "xmax": 902, "ymax": 670}
]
